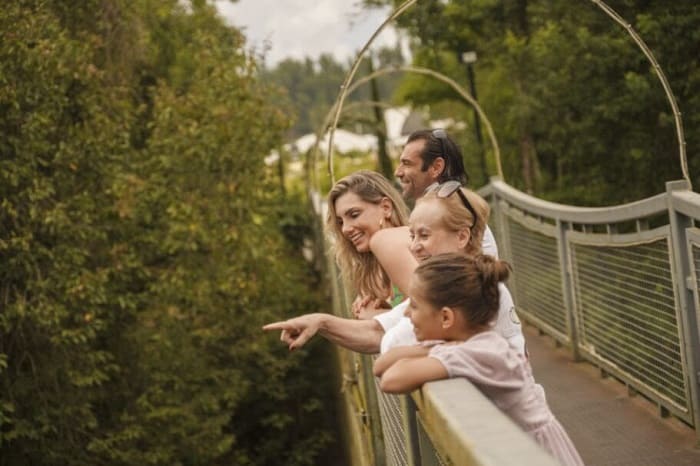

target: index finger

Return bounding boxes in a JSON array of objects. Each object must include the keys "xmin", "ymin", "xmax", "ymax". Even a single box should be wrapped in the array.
[{"xmin": 262, "ymin": 321, "xmax": 293, "ymax": 331}]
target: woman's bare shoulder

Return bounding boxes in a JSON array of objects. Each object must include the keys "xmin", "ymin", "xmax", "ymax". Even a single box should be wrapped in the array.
[{"xmin": 370, "ymin": 226, "xmax": 410, "ymax": 250}]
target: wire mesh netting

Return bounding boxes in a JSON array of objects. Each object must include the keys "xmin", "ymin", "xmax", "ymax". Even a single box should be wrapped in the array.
[
  {"xmin": 374, "ymin": 383, "xmax": 408, "ymax": 466},
  {"xmin": 416, "ymin": 416, "xmax": 451, "ymax": 466},
  {"xmin": 507, "ymin": 216, "xmax": 568, "ymax": 337},
  {"xmin": 571, "ymin": 238, "xmax": 688, "ymax": 414}
]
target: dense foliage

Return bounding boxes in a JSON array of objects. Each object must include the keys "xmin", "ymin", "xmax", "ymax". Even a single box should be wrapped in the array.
[
  {"xmin": 362, "ymin": 0, "xmax": 700, "ymax": 204},
  {"xmin": 0, "ymin": 1, "xmax": 340, "ymax": 465},
  {"xmin": 262, "ymin": 46, "xmax": 405, "ymax": 139}
]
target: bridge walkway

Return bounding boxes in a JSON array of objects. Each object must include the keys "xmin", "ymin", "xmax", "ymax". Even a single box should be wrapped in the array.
[{"xmin": 527, "ymin": 324, "xmax": 700, "ymax": 466}]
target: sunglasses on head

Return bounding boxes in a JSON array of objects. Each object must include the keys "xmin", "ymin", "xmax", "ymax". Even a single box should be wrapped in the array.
[
  {"xmin": 432, "ymin": 128, "xmax": 455, "ymax": 179},
  {"xmin": 432, "ymin": 128, "xmax": 448, "ymax": 157},
  {"xmin": 432, "ymin": 180, "xmax": 478, "ymax": 229}
]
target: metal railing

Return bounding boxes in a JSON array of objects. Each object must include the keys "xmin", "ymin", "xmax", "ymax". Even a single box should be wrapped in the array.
[
  {"xmin": 316, "ymin": 178, "xmax": 700, "ymax": 464},
  {"xmin": 481, "ymin": 178, "xmax": 700, "ymax": 429}
]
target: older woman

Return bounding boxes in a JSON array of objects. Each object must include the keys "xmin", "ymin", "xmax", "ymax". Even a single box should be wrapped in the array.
[{"xmin": 374, "ymin": 183, "xmax": 524, "ymax": 355}]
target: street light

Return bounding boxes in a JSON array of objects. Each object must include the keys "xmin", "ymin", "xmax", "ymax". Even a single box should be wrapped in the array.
[{"xmin": 461, "ymin": 51, "xmax": 487, "ymax": 184}]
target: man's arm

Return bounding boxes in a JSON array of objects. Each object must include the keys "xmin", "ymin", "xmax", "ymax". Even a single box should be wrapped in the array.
[{"xmin": 263, "ymin": 313, "xmax": 384, "ymax": 354}]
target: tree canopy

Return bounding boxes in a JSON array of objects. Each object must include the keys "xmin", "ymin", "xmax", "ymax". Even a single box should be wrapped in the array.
[
  {"xmin": 361, "ymin": 0, "xmax": 700, "ymax": 205},
  {"xmin": 1, "ymin": 1, "xmax": 339, "ymax": 465}
]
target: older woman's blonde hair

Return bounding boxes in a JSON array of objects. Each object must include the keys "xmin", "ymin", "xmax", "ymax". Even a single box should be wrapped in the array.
[
  {"xmin": 416, "ymin": 187, "xmax": 490, "ymax": 256},
  {"xmin": 326, "ymin": 170, "xmax": 410, "ymax": 300}
]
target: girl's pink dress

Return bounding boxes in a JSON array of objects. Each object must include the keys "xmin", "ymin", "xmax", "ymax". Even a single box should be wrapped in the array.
[{"xmin": 428, "ymin": 331, "xmax": 584, "ymax": 466}]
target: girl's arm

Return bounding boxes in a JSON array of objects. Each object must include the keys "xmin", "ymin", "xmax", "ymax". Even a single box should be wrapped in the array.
[
  {"xmin": 369, "ymin": 227, "xmax": 417, "ymax": 297},
  {"xmin": 373, "ymin": 345, "xmax": 431, "ymax": 376},
  {"xmin": 379, "ymin": 357, "xmax": 449, "ymax": 394}
]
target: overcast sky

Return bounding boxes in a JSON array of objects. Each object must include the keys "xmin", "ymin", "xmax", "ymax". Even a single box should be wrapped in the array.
[{"xmin": 214, "ymin": 0, "xmax": 402, "ymax": 66}]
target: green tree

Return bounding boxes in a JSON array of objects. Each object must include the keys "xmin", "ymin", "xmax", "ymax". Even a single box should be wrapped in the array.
[
  {"xmin": 262, "ymin": 47, "xmax": 406, "ymax": 139},
  {"xmin": 369, "ymin": 0, "xmax": 700, "ymax": 204},
  {"xmin": 1, "ymin": 1, "xmax": 340, "ymax": 465}
]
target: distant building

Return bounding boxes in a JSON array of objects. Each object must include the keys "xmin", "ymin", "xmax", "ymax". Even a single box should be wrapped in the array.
[{"xmin": 266, "ymin": 106, "xmax": 464, "ymax": 171}]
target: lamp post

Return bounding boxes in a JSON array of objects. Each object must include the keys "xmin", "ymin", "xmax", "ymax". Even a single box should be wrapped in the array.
[{"xmin": 461, "ymin": 51, "xmax": 487, "ymax": 184}]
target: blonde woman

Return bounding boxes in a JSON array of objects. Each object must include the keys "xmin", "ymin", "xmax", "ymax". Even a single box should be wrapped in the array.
[{"xmin": 326, "ymin": 170, "xmax": 415, "ymax": 314}]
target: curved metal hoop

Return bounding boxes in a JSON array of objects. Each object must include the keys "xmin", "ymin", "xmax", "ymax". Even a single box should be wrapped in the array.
[
  {"xmin": 324, "ymin": 0, "xmax": 689, "ymax": 188},
  {"xmin": 326, "ymin": 0, "xmax": 416, "ymax": 185},
  {"xmin": 591, "ymin": 0, "xmax": 690, "ymax": 189},
  {"xmin": 312, "ymin": 64, "xmax": 503, "ymax": 192}
]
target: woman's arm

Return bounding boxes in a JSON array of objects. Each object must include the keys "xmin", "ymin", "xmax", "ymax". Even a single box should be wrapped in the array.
[
  {"xmin": 373, "ymin": 345, "xmax": 431, "ymax": 376},
  {"xmin": 369, "ymin": 226, "xmax": 417, "ymax": 297},
  {"xmin": 263, "ymin": 313, "xmax": 384, "ymax": 353},
  {"xmin": 379, "ymin": 357, "xmax": 449, "ymax": 394}
]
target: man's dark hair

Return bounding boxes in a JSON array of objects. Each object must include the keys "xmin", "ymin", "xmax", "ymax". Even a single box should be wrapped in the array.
[{"xmin": 406, "ymin": 129, "xmax": 468, "ymax": 185}]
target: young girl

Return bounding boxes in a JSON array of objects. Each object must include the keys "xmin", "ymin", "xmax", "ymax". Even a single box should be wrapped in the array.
[{"xmin": 373, "ymin": 253, "xmax": 584, "ymax": 466}]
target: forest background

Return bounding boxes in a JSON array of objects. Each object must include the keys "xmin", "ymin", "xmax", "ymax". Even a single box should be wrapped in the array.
[{"xmin": 1, "ymin": 1, "xmax": 698, "ymax": 465}]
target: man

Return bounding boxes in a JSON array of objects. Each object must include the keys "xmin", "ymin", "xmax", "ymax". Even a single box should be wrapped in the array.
[
  {"xmin": 263, "ymin": 129, "xmax": 511, "ymax": 354},
  {"xmin": 394, "ymin": 129, "xmax": 467, "ymax": 201},
  {"xmin": 394, "ymin": 129, "xmax": 497, "ymax": 256}
]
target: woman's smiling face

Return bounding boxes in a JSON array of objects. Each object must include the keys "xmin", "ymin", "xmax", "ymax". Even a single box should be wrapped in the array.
[
  {"xmin": 334, "ymin": 191, "xmax": 387, "ymax": 253},
  {"xmin": 408, "ymin": 198, "xmax": 468, "ymax": 261}
]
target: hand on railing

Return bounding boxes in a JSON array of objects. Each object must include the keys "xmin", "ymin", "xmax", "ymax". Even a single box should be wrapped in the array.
[{"xmin": 352, "ymin": 295, "xmax": 391, "ymax": 320}]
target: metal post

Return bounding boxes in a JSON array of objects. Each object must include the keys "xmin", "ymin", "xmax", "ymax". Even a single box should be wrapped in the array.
[
  {"xmin": 490, "ymin": 181, "xmax": 512, "ymax": 263},
  {"xmin": 403, "ymin": 395, "xmax": 422, "ymax": 466},
  {"xmin": 461, "ymin": 51, "xmax": 487, "ymax": 184},
  {"xmin": 666, "ymin": 179, "xmax": 700, "ymax": 440},
  {"xmin": 556, "ymin": 219, "xmax": 581, "ymax": 361}
]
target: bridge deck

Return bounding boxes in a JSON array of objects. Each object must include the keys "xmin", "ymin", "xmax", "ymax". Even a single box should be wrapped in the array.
[{"xmin": 526, "ymin": 324, "xmax": 700, "ymax": 466}]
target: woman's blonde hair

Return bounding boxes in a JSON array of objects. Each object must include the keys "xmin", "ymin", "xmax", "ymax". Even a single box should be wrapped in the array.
[
  {"xmin": 416, "ymin": 187, "xmax": 490, "ymax": 256},
  {"xmin": 326, "ymin": 170, "xmax": 409, "ymax": 300}
]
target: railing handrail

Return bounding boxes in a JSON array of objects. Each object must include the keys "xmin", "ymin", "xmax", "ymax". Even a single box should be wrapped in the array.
[
  {"xmin": 414, "ymin": 378, "xmax": 559, "ymax": 466},
  {"xmin": 481, "ymin": 177, "xmax": 670, "ymax": 224},
  {"xmin": 669, "ymin": 187, "xmax": 700, "ymax": 220},
  {"xmin": 483, "ymin": 177, "xmax": 700, "ymax": 435}
]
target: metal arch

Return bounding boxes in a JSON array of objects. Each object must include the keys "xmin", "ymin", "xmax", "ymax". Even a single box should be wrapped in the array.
[
  {"xmin": 322, "ymin": 0, "xmax": 689, "ymax": 189},
  {"xmin": 311, "ymin": 64, "xmax": 504, "ymax": 193},
  {"xmin": 345, "ymin": 65, "xmax": 503, "ymax": 179},
  {"xmin": 326, "ymin": 0, "xmax": 416, "ymax": 185},
  {"xmin": 590, "ymin": 0, "xmax": 690, "ymax": 189},
  {"xmin": 305, "ymin": 100, "xmax": 395, "ymax": 193}
]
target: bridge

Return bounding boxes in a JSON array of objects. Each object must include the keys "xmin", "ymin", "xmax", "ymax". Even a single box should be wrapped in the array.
[
  {"xmin": 310, "ymin": 2, "xmax": 700, "ymax": 463},
  {"xmin": 317, "ymin": 178, "xmax": 700, "ymax": 465}
]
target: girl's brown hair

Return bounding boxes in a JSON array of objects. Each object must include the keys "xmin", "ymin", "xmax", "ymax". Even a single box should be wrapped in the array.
[
  {"xmin": 414, "ymin": 253, "xmax": 511, "ymax": 328},
  {"xmin": 326, "ymin": 170, "xmax": 410, "ymax": 300}
]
